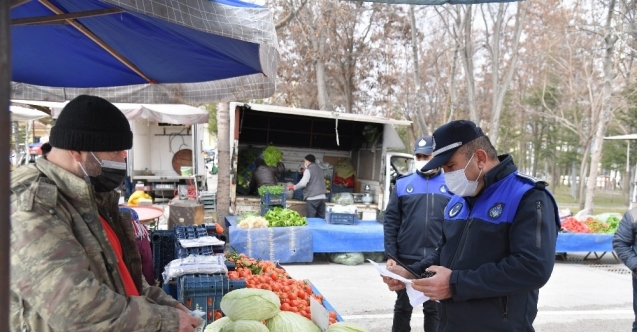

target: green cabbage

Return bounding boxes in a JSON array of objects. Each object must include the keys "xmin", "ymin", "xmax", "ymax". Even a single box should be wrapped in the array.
[
  {"xmin": 328, "ymin": 322, "xmax": 370, "ymax": 332},
  {"xmin": 220, "ymin": 320, "xmax": 269, "ymax": 332},
  {"xmin": 220, "ymin": 288, "xmax": 280, "ymax": 321},
  {"xmin": 204, "ymin": 317, "xmax": 232, "ymax": 332},
  {"xmin": 265, "ymin": 311, "xmax": 321, "ymax": 332}
]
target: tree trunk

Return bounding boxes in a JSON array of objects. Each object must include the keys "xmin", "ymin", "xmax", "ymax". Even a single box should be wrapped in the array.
[
  {"xmin": 461, "ymin": 6, "xmax": 478, "ymax": 123},
  {"xmin": 315, "ymin": 23, "xmax": 329, "ymax": 111},
  {"xmin": 410, "ymin": 5, "xmax": 427, "ymax": 136},
  {"xmin": 488, "ymin": 3, "xmax": 526, "ymax": 146},
  {"xmin": 583, "ymin": 0, "xmax": 617, "ymax": 215},
  {"xmin": 447, "ymin": 30, "xmax": 460, "ymax": 123},
  {"xmin": 216, "ymin": 102, "xmax": 231, "ymax": 229}
]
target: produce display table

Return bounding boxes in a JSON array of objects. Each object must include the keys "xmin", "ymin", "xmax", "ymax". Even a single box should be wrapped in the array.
[
  {"xmin": 225, "ymin": 216, "xmax": 384, "ymax": 255},
  {"xmin": 306, "ymin": 218, "xmax": 383, "ymax": 253},
  {"xmin": 226, "ymin": 216, "xmax": 313, "ymax": 263},
  {"xmin": 555, "ymin": 233, "xmax": 618, "ymax": 261},
  {"xmin": 227, "ymin": 217, "xmax": 619, "ymax": 260}
]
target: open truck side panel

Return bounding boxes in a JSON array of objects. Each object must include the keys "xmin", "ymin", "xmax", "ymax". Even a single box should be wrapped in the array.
[
  {"xmin": 228, "ymin": 102, "xmax": 414, "ymax": 218},
  {"xmin": 129, "ymin": 121, "xmax": 206, "ymax": 202}
]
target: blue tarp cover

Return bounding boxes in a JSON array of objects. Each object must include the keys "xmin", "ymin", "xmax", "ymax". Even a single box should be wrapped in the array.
[
  {"xmin": 228, "ymin": 220, "xmax": 313, "ymax": 263},
  {"xmin": 227, "ymin": 217, "xmax": 615, "ymax": 256},
  {"xmin": 555, "ymin": 233, "xmax": 614, "ymax": 253},
  {"xmin": 307, "ymin": 218, "xmax": 383, "ymax": 253}
]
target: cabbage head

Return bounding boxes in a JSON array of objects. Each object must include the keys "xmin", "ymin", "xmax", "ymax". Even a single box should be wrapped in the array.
[
  {"xmin": 204, "ymin": 317, "xmax": 232, "ymax": 332},
  {"xmin": 220, "ymin": 288, "xmax": 280, "ymax": 321},
  {"xmin": 265, "ymin": 311, "xmax": 321, "ymax": 332},
  {"xmin": 220, "ymin": 320, "xmax": 269, "ymax": 332},
  {"xmin": 328, "ymin": 322, "xmax": 370, "ymax": 332}
]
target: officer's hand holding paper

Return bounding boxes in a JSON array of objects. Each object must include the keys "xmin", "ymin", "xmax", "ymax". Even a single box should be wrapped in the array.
[{"xmin": 370, "ymin": 260, "xmax": 430, "ymax": 307}]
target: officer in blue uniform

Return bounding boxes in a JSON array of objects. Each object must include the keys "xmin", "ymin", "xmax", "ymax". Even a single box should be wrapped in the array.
[
  {"xmin": 384, "ymin": 135, "xmax": 452, "ymax": 332},
  {"xmin": 382, "ymin": 120, "xmax": 560, "ymax": 332}
]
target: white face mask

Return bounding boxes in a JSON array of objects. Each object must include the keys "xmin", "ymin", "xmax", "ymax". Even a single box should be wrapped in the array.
[
  {"xmin": 414, "ymin": 159, "xmax": 429, "ymax": 172},
  {"xmin": 444, "ymin": 153, "xmax": 483, "ymax": 197}
]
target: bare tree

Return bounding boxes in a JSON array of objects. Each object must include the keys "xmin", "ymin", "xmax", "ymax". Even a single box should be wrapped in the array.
[
  {"xmin": 584, "ymin": 0, "xmax": 619, "ymax": 214},
  {"xmin": 482, "ymin": 2, "xmax": 526, "ymax": 146},
  {"xmin": 461, "ymin": 5, "xmax": 479, "ymax": 123},
  {"xmin": 409, "ymin": 5, "xmax": 428, "ymax": 135}
]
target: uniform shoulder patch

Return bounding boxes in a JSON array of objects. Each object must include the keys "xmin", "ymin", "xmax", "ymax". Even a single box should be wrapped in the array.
[
  {"xmin": 440, "ymin": 185, "xmax": 448, "ymax": 194},
  {"xmin": 516, "ymin": 172, "xmax": 547, "ymax": 189},
  {"xmin": 448, "ymin": 202, "xmax": 463, "ymax": 218},
  {"xmin": 488, "ymin": 202, "xmax": 505, "ymax": 219}
]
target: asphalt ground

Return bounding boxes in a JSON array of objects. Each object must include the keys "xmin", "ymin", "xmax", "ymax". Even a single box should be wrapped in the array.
[{"xmin": 282, "ymin": 253, "xmax": 635, "ymax": 332}]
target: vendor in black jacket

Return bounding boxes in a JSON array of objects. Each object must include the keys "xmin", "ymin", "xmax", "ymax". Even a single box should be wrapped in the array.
[
  {"xmin": 383, "ymin": 120, "xmax": 560, "ymax": 332},
  {"xmin": 384, "ymin": 135, "xmax": 452, "ymax": 332}
]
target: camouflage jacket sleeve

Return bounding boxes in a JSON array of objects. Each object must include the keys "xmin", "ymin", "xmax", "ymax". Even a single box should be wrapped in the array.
[
  {"xmin": 11, "ymin": 206, "xmax": 181, "ymax": 331},
  {"xmin": 141, "ymin": 278, "xmax": 181, "ymax": 307}
]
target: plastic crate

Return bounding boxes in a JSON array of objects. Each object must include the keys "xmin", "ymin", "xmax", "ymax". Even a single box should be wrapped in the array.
[
  {"xmin": 201, "ymin": 191, "xmax": 216, "ymax": 209},
  {"xmin": 151, "ymin": 230, "xmax": 175, "ymax": 286},
  {"xmin": 260, "ymin": 204, "xmax": 284, "ymax": 216},
  {"xmin": 292, "ymin": 188, "xmax": 304, "ymax": 200},
  {"xmin": 174, "ymin": 225, "xmax": 224, "ymax": 258},
  {"xmin": 260, "ymin": 191, "xmax": 286, "ymax": 206},
  {"xmin": 178, "ymin": 274, "xmax": 247, "ymax": 324},
  {"xmin": 326, "ymin": 211, "xmax": 357, "ymax": 225},
  {"xmin": 163, "ymin": 280, "xmax": 178, "ymax": 299},
  {"xmin": 280, "ymin": 170, "xmax": 301, "ymax": 183},
  {"xmin": 331, "ymin": 185, "xmax": 354, "ymax": 194}
]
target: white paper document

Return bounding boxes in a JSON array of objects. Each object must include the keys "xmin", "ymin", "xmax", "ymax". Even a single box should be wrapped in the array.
[{"xmin": 368, "ymin": 259, "xmax": 431, "ymax": 307}]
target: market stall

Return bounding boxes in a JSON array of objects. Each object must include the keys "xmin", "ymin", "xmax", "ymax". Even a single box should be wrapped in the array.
[
  {"xmin": 227, "ymin": 212, "xmax": 625, "ymax": 259},
  {"xmin": 555, "ymin": 233, "xmax": 616, "ymax": 261},
  {"xmin": 150, "ymin": 225, "xmax": 357, "ymax": 331},
  {"xmin": 226, "ymin": 215, "xmax": 383, "ymax": 255}
]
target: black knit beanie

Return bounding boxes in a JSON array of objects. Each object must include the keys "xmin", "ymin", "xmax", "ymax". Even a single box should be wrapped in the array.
[
  {"xmin": 305, "ymin": 154, "xmax": 316, "ymax": 163},
  {"xmin": 49, "ymin": 95, "xmax": 133, "ymax": 151}
]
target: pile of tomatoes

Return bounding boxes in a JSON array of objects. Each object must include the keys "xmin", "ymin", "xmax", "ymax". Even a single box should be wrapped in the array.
[{"xmin": 226, "ymin": 252, "xmax": 338, "ymax": 325}]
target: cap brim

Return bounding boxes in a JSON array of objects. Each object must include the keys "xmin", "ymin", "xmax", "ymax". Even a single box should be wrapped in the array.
[
  {"xmin": 414, "ymin": 148, "xmax": 433, "ymax": 155},
  {"xmin": 421, "ymin": 148, "xmax": 457, "ymax": 172}
]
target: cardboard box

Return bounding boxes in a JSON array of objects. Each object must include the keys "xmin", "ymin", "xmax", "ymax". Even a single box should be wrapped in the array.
[{"xmin": 168, "ymin": 200, "xmax": 204, "ymax": 229}]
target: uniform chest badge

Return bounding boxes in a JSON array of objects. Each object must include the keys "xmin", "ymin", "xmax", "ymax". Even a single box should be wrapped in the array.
[
  {"xmin": 406, "ymin": 184, "xmax": 414, "ymax": 193},
  {"xmin": 489, "ymin": 203, "xmax": 505, "ymax": 219},
  {"xmin": 448, "ymin": 202, "xmax": 463, "ymax": 218},
  {"xmin": 440, "ymin": 185, "xmax": 447, "ymax": 193}
]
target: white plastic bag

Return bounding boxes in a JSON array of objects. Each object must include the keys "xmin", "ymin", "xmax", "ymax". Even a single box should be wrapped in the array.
[{"xmin": 163, "ymin": 255, "xmax": 228, "ymax": 283}]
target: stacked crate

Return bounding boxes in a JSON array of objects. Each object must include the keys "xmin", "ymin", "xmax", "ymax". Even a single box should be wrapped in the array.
[
  {"xmin": 150, "ymin": 230, "xmax": 175, "ymax": 287},
  {"xmin": 200, "ymin": 191, "xmax": 216, "ymax": 212},
  {"xmin": 178, "ymin": 274, "xmax": 246, "ymax": 325},
  {"xmin": 172, "ymin": 225, "xmax": 244, "ymax": 325},
  {"xmin": 259, "ymin": 189, "xmax": 286, "ymax": 216}
]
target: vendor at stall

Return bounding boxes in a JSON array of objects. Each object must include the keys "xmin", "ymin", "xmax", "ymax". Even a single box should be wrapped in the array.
[
  {"xmin": 248, "ymin": 158, "xmax": 280, "ymax": 195},
  {"xmin": 289, "ymin": 154, "xmax": 327, "ymax": 218}
]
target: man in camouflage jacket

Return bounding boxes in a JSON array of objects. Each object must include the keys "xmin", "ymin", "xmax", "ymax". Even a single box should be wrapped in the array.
[{"xmin": 10, "ymin": 95, "xmax": 201, "ymax": 331}]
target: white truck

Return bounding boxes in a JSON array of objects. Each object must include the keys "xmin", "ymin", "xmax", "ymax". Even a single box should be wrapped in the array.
[
  {"xmin": 117, "ymin": 104, "xmax": 210, "ymax": 203},
  {"xmin": 227, "ymin": 102, "xmax": 415, "ymax": 220},
  {"xmin": 16, "ymin": 101, "xmax": 211, "ymax": 202}
]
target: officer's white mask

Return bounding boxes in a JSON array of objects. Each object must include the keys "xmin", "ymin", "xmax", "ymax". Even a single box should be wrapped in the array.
[{"xmin": 444, "ymin": 153, "xmax": 483, "ymax": 197}]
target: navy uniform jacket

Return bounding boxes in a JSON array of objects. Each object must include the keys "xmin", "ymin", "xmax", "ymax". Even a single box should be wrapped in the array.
[
  {"xmin": 411, "ymin": 155, "xmax": 560, "ymax": 332},
  {"xmin": 384, "ymin": 170, "xmax": 452, "ymax": 262}
]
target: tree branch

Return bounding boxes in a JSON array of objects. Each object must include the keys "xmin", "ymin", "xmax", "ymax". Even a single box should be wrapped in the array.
[{"xmin": 275, "ymin": 0, "xmax": 308, "ymax": 30}]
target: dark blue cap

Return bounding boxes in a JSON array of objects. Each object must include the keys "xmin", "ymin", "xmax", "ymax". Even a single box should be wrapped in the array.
[
  {"xmin": 422, "ymin": 120, "xmax": 485, "ymax": 171},
  {"xmin": 414, "ymin": 136, "xmax": 434, "ymax": 155}
]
